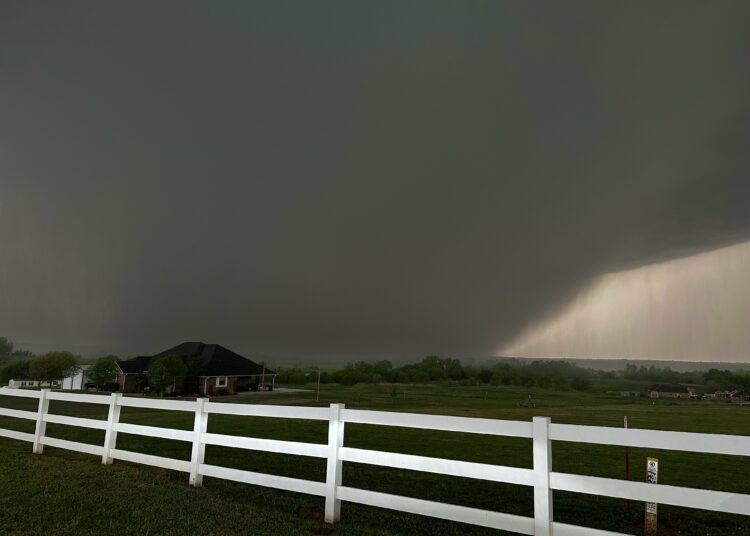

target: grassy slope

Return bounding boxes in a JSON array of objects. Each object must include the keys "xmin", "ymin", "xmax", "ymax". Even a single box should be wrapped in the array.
[{"xmin": 0, "ymin": 382, "xmax": 748, "ymax": 536}]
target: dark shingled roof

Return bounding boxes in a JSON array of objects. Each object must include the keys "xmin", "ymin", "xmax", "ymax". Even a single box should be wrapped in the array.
[
  {"xmin": 118, "ymin": 355, "xmax": 152, "ymax": 374},
  {"xmin": 117, "ymin": 342, "xmax": 273, "ymax": 376}
]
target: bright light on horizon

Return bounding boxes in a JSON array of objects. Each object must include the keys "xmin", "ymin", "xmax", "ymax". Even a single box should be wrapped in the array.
[{"xmin": 500, "ymin": 241, "xmax": 750, "ymax": 363}]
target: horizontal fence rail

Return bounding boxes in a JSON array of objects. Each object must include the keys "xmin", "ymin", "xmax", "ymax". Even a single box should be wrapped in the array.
[
  {"xmin": 203, "ymin": 432, "xmax": 329, "ymax": 458},
  {"xmin": 0, "ymin": 386, "xmax": 748, "ymax": 536},
  {"xmin": 46, "ymin": 391, "xmax": 111, "ymax": 405},
  {"xmin": 204, "ymin": 401, "xmax": 330, "ymax": 420},
  {"xmin": 338, "ymin": 447, "xmax": 535, "ymax": 486},
  {"xmin": 549, "ymin": 422, "xmax": 750, "ymax": 457},
  {"xmin": 340, "ymin": 408, "xmax": 534, "ymax": 437},
  {"xmin": 550, "ymin": 473, "xmax": 750, "ymax": 517},
  {"xmin": 0, "ymin": 407, "xmax": 38, "ymax": 420}
]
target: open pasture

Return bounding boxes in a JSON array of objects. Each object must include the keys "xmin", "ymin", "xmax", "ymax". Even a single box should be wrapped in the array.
[{"xmin": 0, "ymin": 382, "xmax": 747, "ymax": 535}]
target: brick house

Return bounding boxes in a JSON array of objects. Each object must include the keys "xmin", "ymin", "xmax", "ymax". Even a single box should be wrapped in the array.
[
  {"xmin": 646, "ymin": 383, "xmax": 693, "ymax": 398},
  {"xmin": 116, "ymin": 342, "xmax": 276, "ymax": 396}
]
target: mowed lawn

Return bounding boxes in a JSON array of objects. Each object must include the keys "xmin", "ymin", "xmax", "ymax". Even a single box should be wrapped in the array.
[{"xmin": 0, "ymin": 383, "xmax": 748, "ymax": 536}]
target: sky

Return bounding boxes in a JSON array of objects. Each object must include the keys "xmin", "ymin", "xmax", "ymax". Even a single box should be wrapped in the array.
[
  {"xmin": 502, "ymin": 241, "xmax": 750, "ymax": 362},
  {"xmin": 1, "ymin": 1, "xmax": 749, "ymax": 362}
]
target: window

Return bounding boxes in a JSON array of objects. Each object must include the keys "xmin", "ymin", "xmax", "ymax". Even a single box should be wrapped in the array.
[{"xmin": 216, "ymin": 376, "xmax": 228, "ymax": 388}]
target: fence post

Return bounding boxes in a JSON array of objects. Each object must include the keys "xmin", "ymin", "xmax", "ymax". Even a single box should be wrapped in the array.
[
  {"xmin": 32, "ymin": 388, "xmax": 50, "ymax": 454},
  {"xmin": 532, "ymin": 416, "xmax": 553, "ymax": 536},
  {"xmin": 189, "ymin": 397, "xmax": 209, "ymax": 487},
  {"xmin": 102, "ymin": 392, "xmax": 122, "ymax": 464},
  {"xmin": 324, "ymin": 403, "xmax": 345, "ymax": 523}
]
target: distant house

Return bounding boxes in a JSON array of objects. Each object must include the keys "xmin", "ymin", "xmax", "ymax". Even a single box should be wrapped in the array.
[
  {"xmin": 8, "ymin": 366, "xmax": 91, "ymax": 390},
  {"xmin": 61, "ymin": 365, "xmax": 92, "ymax": 390},
  {"xmin": 8, "ymin": 379, "xmax": 60, "ymax": 389},
  {"xmin": 116, "ymin": 342, "xmax": 276, "ymax": 396},
  {"xmin": 647, "ymin": 384, "xmax": 693, "ymax": 398},
  {"xmin": 714, "ymin": 388, "xmax": 749, "ymax": 403}
]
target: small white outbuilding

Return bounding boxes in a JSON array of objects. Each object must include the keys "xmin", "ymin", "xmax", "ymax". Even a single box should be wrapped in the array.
[{"xmin": 8, "ymin": 365, "xmax": 91, "ymax": 390}]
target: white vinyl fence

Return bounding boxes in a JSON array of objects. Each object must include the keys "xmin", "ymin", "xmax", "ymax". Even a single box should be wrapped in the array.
[{"xmin": 0, "ymin": 387, "xmax": 748, "ymax": 536}]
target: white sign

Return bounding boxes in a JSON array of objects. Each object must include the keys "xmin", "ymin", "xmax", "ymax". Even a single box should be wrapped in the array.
[{"xmin": 645, "ymin": 457, "xmax": 659, "ymax": 534}]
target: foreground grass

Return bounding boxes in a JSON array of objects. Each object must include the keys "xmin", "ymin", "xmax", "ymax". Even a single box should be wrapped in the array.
[
  {"xmin": 0, "ymin": 382, "xmax": 748, "ymax": 535},
  {"xmin": 1, "ymin": 439, "xmax": 500, "ymax": 536}
]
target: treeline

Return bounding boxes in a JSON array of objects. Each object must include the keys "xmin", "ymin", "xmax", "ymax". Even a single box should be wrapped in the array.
[
  {"xmin": 703, "ymin": 368, "xmax": 750, "ymax": 391},
  {"xmin": 0, "ymin": 349, "xmax": 208, "ymax": 395},
  {"xmin": 2, "ymin": 331, "xmax": 746, "ymax": 393},
  {"xmin": 622, "ymin": 363, "xmax": 705, "ymax": 384},
  {"xmin": 0, "ymin": 334, "xmax": 123, "ymax": 389},
  {"xmin": 0, "ymin": 336, "xmax": 32, "ymax": 358},
  {"xmin": 278, "ymin": 357, "xmax": 749, "ymax": 392},
  {"xmin": 623, "ymin": 364, "xmax": 749, "ymax": 389},
  {"xmin": 277, "ymin": 356, "xmax": 607, "ymax": 391},
  {"xmin": 0, "ymin": 351, "xmax": 78, "ymax": 385}
]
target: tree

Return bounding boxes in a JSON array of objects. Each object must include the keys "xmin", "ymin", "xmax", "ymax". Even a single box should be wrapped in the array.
[
  {"xmin": 87, "ymin": 355, "xmax": 119, "ymax": 389},
  {"xmin": 0, "ymin": 337, "xmax": 13, "ymax": 356},
  {"xmin": 147, "ymin": 355, "xmax": 188, "ymax": 395},
  {"xmin": 571, "ymin": 378, "xmax": 591, "ymax": 391},
  {"xmin": 373, "ymin": 360, "xmax": 393, "ymax": 377},
  {"xmin": 477, "ymin": 369, "xmax": 493, "ymax": 384},
  {"xmin": 182, "ymin": 353, "xmax": 206, "ymax": 394},
  {"xmin": 0, "ymin": 360, "xmax": 30, "ymax": 385},
  {"xmin": 28, "ymin": 352, "xmax": 78, "ymax": 386}
]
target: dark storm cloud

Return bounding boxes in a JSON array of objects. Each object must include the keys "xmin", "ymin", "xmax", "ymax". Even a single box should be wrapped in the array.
[{"xmin": 1, "ymin": 1, "xmax": 749, "ymax": 360}]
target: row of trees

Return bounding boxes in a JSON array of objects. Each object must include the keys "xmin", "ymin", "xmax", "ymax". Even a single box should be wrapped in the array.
[
  {"xmin": 0, "ymin": 352, "xmax": 79, "ymax": 386},
  {"xmin": 277, "ymin": 357, "xmax": 599, "ymax": 391},
  {"xmin": 76, "ymin": 353, "xmax": 190, "ymax": 395},
  {"xmin": 622, "ymin": 363, "xmax": 705, "ymax": 384},
  {"xmin": 0, "ymin": 334, "xmax": 188, "ymax": 395},
  {"xmin": 0, "ymin": 337, "xmax": 32, "ymax": 358},
  {"xmin": 0, "ymin": 351, "xmax": 188, "ymax": 396},
  {"xmin": 278, "ymin": 357, "xmax": 749, "ymax": 392},
  {"xmin": 622, "ymin": 364, "xmax": 749, "ymax": 390},
  {"xmin": 703, "ymin": 368, "xmax": 750, "ymax": 391},
  {"xmin": 0, "ymin": 337, "xmax": 121, "ymax": 389}
]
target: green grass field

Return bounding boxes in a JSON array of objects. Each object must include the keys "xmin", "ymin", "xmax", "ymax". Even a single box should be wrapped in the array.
[{"xmin": 0, "ymin": 382, "xmax": 748, "ymax": 535}]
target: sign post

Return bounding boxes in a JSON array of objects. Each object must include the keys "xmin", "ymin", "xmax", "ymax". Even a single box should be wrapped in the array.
[
  {"xmin": 317, "ymin": 367, "xmax": 321, "ymax": 402},
  {"xmin": 624, "ymin": 417, "xmax": 630, "ymax": 511},
  {"xmin": 645, "ymin": 457, "xmax": 659, "ymax": 535}
]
